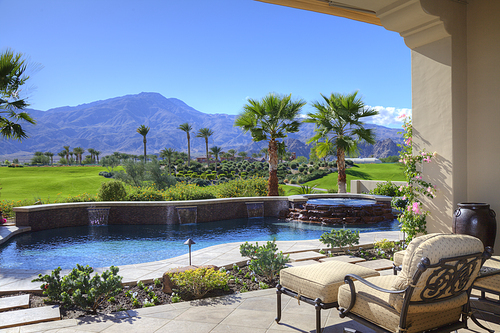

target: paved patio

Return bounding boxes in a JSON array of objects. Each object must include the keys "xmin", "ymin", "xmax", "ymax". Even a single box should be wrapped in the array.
[{"xmin": 1, "ymin": 228, "xmax": 498, "ymax": 332}]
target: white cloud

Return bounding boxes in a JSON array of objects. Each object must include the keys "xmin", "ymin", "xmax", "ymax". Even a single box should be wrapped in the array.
[{"xmin": 365, "ymin": 106, "xmax": 412, "ymax": 128}]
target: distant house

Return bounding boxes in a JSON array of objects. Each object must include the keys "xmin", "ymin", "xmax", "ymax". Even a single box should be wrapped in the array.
[{"xmin": 346, "ymin": 158, "xmax": 382, "ymax": 164}]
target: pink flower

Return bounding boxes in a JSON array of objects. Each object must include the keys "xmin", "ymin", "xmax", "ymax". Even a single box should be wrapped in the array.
[
  {"xmin": 423, "ymin": 157, "xmax": 431, "ymax": 163},
  {"xmin": 415, "ymin": 175, "xmax": 422, "ymax": 180},
  {"xmin": 412, "ymin": 202, "xmax": 421, "ymax": 215}
]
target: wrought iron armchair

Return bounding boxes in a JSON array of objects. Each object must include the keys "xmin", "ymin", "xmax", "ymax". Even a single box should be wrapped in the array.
[{"xmin": 338, "ymin": 233, "xmax": 492, "ymax": 333}]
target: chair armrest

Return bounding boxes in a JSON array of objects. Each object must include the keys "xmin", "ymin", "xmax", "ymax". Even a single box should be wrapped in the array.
[
  {"xmin": 344, "ymin": 274, "xmax": 406, "ymax": 294},
  {"xmin": 339, "ymin": 274, "xmax": 405, "ymax": 318}
]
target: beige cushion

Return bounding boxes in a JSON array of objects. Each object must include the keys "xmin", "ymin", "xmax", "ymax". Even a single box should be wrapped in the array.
[
  {"xmin": 280, "ymin": 260, "xmax": 379, "ymax": 304},
  {"xmin": 474, "ymin": 273, "xmax": 500, "ymax": 293},
  {"xmin": 392, "ymin": 233, "xmax": 484, "ymax": 302},
  {"xmin": 338, "ymin": 275, "xmax": 465, "ymax": 333},
  {"xmin": 393, "ymin": 250, "xmax": 406, "ymax": 267}
]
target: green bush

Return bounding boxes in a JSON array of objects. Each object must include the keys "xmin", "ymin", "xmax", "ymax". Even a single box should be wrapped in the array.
[
  {"xmin": 369, "ymin": 181, "xmax": 403, "ymax": 197},
  {"xmin": 168, "ymin": 267, "xmax": 229, "ymax": 299},
  {"xmin": 126, "ymin": 186, "xmax": 165, "ymax": 201},
  {"xmin": 215, "ymin": 177, "xmax": 268, "ymax": 198},
  {"xmin": 240, "ymin": 240, "xmax": 290, "ymax": 283},
  {"xmin": 32, "ymin": 265, "xmax": 123, "ymax": 313},
  {"xmin": 164, "ymin": 182, "xmax": 216, "ymax": 201},
  {"xmin": 98, "ymin": 180, "xmax": 127, "ymax": 201},
  {"xmin": 319, "ymin": 229, "xmax": 360, "ymax": 255}
]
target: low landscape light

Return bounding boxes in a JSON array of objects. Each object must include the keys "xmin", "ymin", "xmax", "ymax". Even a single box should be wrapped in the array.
[{"xmin": 184, "ymin": 238, "xmax": 196, "ymax": 265}]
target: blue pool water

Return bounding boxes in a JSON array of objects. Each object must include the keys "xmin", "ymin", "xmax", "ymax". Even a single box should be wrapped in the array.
[
  {"xmin": 307, "ymin": 198, "xmax": 376, "ymax": 206},
  {"xmin": 0, "ymin": 217, "xmax": 399, "ymax": 270}
]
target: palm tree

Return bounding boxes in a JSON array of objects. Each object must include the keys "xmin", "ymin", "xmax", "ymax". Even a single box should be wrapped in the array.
[
  {"xmin": 87, "ymin": 148, "xmax": 95, "ymax": 163},
  {"xmin": 235, "ymin": 93, "xmax": 305, "ymax": 196},
  {"xmin": 63, "ymin": 145, "xmax": 70, "ymax": 163},
  {"xmin": 260, "ymin": 147, "xmax": 269, "ymax": 161},
  {"xmin": 196, "ymin": 127, "xmax": 214, "ymax": 167},
  {"xmin": 0, "ymin": 50, "xmax": 36, "ymax": 141},
  {"xmin": 227, "ymin": 149, "xmax": 237, "ymax": 159},
  {"xmin": 57, "ymin": 151, "xmax": 66, "ymax": 164},
  {"xmin": 44, "ymin": 151, "xmax": 54, "ymax": 165},
  {"xmin": 73, "ymin": 147, "xmax": 84, "ymax": 164},
  {"xmin": 136, "ymin": 125, "xmax": 150, "ymax": 163},
  {"xmin": 160, "ymin": 147, "xmax": 176, "ymax": 174},
  {"xmin": 178, "ymin": 122, "xmax": 192, "ymax": 166},
  {"xmin": 237, "ymin": 151, "xmax": 247, "ymax": 161},
  {"xmin": 210, "ymin": 146, "xmax": 222, "ymax": 176},
  {"xmin": 94, "ymin": 150, "xmax": 101, "ymax": 163},
  {"xmin": 305, "ymin": 92, "xmax": 378, "ymax": 193},
  {"xmin": 69, "ymin": 151, "xmax": 74, "ymax": 164}
]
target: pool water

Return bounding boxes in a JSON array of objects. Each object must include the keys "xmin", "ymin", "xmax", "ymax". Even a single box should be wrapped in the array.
[
  {"xmin": 307, "ymin": 198, "xmax": 376, "ymax": 206},
  {"xmin": 0, "ymin": 217, "xmax": 399, "ymax": 270}
]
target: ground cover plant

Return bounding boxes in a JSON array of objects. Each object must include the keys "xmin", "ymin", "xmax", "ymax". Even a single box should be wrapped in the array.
[{"xmin": 1, "ymin": 264, "xmax": 282, "ymax": 320}]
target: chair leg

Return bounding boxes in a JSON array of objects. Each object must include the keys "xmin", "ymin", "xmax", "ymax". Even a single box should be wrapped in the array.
[
  {"xmin": 275, "ymin": 284, "xmax": 282, "ymax": 323},
  {"xmin": 315, "ymin": 298, "xmax": 322, "ymax": 333}
]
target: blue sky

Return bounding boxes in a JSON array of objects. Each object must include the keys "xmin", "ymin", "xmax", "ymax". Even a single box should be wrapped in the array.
[{"xmin": 1, "ymin": 0, "xmax": 411, "ymax": 128}]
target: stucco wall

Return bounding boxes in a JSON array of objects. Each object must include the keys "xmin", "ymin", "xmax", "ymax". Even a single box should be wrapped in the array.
[
  {"xmin": 350, "ymin": 180, "xmax": 407, "ymax": 194},
  {"xmin": 466, "ymin": 1, "xmax": 500, "ymax": 252}
]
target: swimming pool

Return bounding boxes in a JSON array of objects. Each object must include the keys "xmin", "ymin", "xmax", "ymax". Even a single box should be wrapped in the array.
[{"xmin": 0, "ymin": 217, "xmax": 399, "ymax": 270}]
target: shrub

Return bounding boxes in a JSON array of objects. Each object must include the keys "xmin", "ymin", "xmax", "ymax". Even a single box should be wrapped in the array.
[
  {"xmin": 98, "ymin": 171, "xmax": 113, "ymax": 178},
  {"xmin": 290, "ymin": 184, "xmax": 319, "ymax": 195},
  {"xmin": 369, "ymin": 181, "xmax": 403, "ymax": 197},
  {"xmin": 32, "ymin": 265, "xmax": 123, "ymax": 313},
  {"xmin": 168, "ymin": 267, "xmax": 229, "ymax": 299},
  {"xmin": 240, "ymin": 240, "xmax": 290, "ymax": 283},
  {"xmin": 126, "ymin": 186, "xmax": 165, "ymax": 201},
  {"xmin": 215, "ymin": 177, "xmax": 267, "ymax": 198},
  {"xmin": 319, "ymin": 229, "xmax": 360, "ymax": 255},
  {"xmin": 164, "ymin": 182, "xmax": 216, "ymax": 201},
  {"xmin": 98, "ymin": 180, "xmax": 127, "ymax": 201}
]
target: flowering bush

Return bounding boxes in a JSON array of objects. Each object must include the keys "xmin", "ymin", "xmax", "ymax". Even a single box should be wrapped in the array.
[
  {"xmin": 168, "ymin": 267, "xmax": 229, "ymax": 299},
  {"xmin": 397, "ymin": 116, "xmax": 437, "ymax": 242}
]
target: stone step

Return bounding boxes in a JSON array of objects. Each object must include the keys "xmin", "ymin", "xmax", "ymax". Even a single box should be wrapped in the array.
[
  {"xmin": 0, "ymin": 305, "xmax": 60, "ymax": 329},
  {"xmin": 355, "ymin": 259, "xmax": 394, "ymax": 271},
  {"xmin": 320, "ymin": 255, "xmax": 366, "ymax": 264},
  {"xmin": 0, "ymin": 294, "xmax": 30, "ymax": 312},
  {"xmin": 288, "ymin": 251, "xmax": 327, "ymax": 262}
]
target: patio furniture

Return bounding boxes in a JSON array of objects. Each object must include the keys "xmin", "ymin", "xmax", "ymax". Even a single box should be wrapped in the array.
[
  {"xmin": 275, "ymin": 260, "xmax": 380, "ymax": 333},
  {"xmin": 338, "ymin": 233, "xmax": 492, "ymax": 333}
]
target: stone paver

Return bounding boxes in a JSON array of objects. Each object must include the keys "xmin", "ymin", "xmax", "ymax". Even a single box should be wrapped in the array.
[
  {"xmin": 355, "ymin": 258, "xmax": 394, "ymax": 271},
  {"xmin": 0, "ymin": 305, "xmax": 60, "ymax": 329},
  {"xmin": 320, "ymin": 255, "xmax": 366, "ymax": 264},
  {"xmin": 288, "ymin": 250, "xmax": 327, "ymax": 262},
  {"xmin": 0, "ymin": 294, "xmax": 29, "ymax": 312}
]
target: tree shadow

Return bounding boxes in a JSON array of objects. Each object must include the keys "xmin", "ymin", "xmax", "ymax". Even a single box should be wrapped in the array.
[{"xmin": 345, "ymin": 169, "xmax": 372, "ymax": 179}]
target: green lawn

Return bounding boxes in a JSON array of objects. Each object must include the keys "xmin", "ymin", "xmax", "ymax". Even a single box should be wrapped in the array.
[
  {"xmin": 302, "ymin": 163, "xmax": 405, "ymax": 192},
  {"xmin": 0, "ymin": 166, "xmax": 118, "ymax": 202}
]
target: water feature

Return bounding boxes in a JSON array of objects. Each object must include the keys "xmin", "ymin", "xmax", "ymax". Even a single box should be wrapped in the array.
[
  {"xmin": 288, "ymin": 196, "xmax": 394, "ymax": 225},
  {"xmin": 87, "ymin": 206, "xmax": 110, "ymax": 226},
  {"xmin": 246, "ymin": 202, "xmax": 264, "ymax": 218},
  {"xmin": 176, "ymin": 206, "xmax": 197, "ymax": 224},
  {"xmin": 0, "ymin": 217, "xmax": 399, "ymax": 270}
]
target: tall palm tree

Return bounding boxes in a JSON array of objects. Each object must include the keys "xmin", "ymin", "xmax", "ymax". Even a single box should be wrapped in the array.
[
  {"xmin": 69, "ymin": 151, "xmax": 74, "ymax": 164},
  {"xmin": 196, "ymin": 127, "xmax": 214, "ymax": 167},
  {"xmin": 136, "ymin": 125, "xmax": 150, "ymax": 163},
  {"xmin": 160, "ymin": 147, "xmax": 176, "ymax": 174},
  {"xmin": 73, "ymin": 147, "xmax": 84, "ymax": 164},
  {"xmin": 87, "ymin": 148, "xmax": 95, "ymax": 163},
  {"xmin": 305, "ymin": 92, "xmax": 378, "ymax": 193},
  {"xmin": 44, "ymin": 151, "xmax": 54, "ymax": 165},
  {"xmin": 63, "ymin": 145, "xmax": 70, "ymax": 163},
  {"xmin": 178, "ymin": 122, "xmax": 192, "ymax": 166},
  {"xmin": 94, "ymin": 150, "xmax": 101, "ymax": 163},
  {"xmin": 0, "ymin": 49, "xmax": 36, "ymax": 141},
  {"xmin": 260, "ymin": 147, "xmax": 269, "ymax": 161},
  {"xmin": 235, "ymin": 93, "xmax": 305, "ymax": 196},
  {"xmin": 227, "ymin": 149, "xmax": 237, "ymax": 159},
  {"xmin": 209, "ymin": 146, "xmax": 222, "ymax": 176},
  {"xmin": 57, "ymin": 151, "xmax": 66, "ymax": 164}
]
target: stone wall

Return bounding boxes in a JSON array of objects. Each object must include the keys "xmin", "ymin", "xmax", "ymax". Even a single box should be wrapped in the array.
[{"xmin": 14, "ymin": 198, "xmax": 290, "ymax": 231}]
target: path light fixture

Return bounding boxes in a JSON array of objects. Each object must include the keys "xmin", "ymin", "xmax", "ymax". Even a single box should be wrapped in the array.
[{"xmin": 184, "ymin": 238, "xmax": 196, "ymax": 265}]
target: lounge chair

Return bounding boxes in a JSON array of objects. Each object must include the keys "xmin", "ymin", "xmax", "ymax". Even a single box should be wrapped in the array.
[{"xmin": 338, "ymin": 233, "xmax": 492, "ymax": 333}]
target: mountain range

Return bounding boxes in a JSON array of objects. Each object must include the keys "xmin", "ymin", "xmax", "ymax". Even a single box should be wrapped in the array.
[{"xmin": 0, "ymin": 92, "xmax": 403, "ymax": 160}]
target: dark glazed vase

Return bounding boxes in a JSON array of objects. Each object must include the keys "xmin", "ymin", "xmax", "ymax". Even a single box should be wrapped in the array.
[{"xmin": 453, "ymin": 203, "xmax": 497, "ymax": 249}]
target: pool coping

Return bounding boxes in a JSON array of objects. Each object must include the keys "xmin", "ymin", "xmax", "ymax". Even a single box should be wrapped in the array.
[{"xmin": 0, "ymin": 230, "xmax": 401, "ymax": 295}]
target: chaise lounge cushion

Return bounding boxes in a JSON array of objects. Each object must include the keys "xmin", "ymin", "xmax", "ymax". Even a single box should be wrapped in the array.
[
  {"xmin": 280, "ymin": 260, "xmax": 379, "ymax": 304},
  {"xmin": 338, "ymin": 275, "xmax": 465, "ymax": 333}
]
